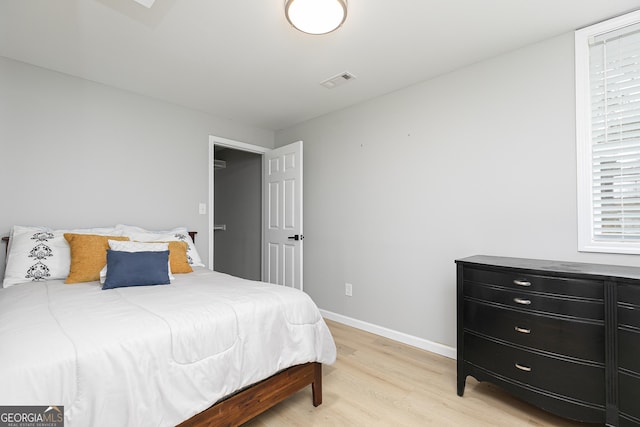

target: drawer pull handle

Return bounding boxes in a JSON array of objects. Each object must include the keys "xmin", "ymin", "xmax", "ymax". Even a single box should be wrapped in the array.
[
  {"xmin": 513, "ymin": 298, "xmax": 532, "ymax": 305},
  {"xmin": 513, "ymin": 280, "xmax": 531, "ymax": 287},
  {"xmin": 515, "ymin": 363, "xmax": 532, "ymax": 372},
  {"xmin": 514, "ymin": 326, "xmax": 531, "ymax": 334}
]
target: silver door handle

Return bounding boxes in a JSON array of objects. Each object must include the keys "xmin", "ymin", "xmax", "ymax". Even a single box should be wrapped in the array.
[
  {"xmin": 513, "ymin": 280, "xmax": 531, "ymax": 287},
  {"xmin": 514, "ymin": 298, "xmax": 532, "ymax": 305},
  {"xmin": 515, "ymin": 363, "xmax": 532, "ymax": 372},
  {"xmin": 514, "ymin": 326, "xmax": 531, "ymax": 334}
]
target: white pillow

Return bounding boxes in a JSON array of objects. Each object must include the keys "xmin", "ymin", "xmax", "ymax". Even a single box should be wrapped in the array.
[
  {"xmin": 115, "ymin": 224, "xmax": 205, "ymax": 267},
  {"xmin": 3, "ymin": 225, "xmax": 124, "ymax": 288},
  {"xmin": 99, "ymin": 240, "xmax": 174, "ymax": 284},
  {"xmin": 108, "ymin": 240, "xmax": 169, "ymax": 252},
  {"xmin": 115, "ymin": 224, "xmax": 179, "ymax": 234},
  {"xmin": 4, "ymin": 226, "xmax": 60, "ymax": 288}
]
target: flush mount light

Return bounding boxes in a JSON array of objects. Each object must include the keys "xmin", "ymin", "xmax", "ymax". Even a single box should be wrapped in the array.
[
  {"xmin": 133, "ymin": 0, "xmax": 155, "ymax": 7},
  {"xmin": 285, "ymin": 0, "xmax": 348, "ymax": 35}
]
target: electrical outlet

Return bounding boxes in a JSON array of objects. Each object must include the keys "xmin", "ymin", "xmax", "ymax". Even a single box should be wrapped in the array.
[
  {"xmin": 345, "ymin": 282, "xmax": 353, "ymax": 297},
  {"xmin": 199, "ymin": 203, "xmax": 207, "ymax": 215}
]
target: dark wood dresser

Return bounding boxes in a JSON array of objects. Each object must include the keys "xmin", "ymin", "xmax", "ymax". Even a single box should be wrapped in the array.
[{"xmin": 456, "ymin": 255, "xmax": 640, "ymax": 426}]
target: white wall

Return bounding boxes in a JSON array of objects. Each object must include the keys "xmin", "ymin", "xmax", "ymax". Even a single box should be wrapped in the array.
[
  {"xmin": 0, "ymin": 56, "xmax": 274, "ymax": 280},
  {"xmin": 275, "ymin": 32, "xmax": 640, "ymax": 349}
]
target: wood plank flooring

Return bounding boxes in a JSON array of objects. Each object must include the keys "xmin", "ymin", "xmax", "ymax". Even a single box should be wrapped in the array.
[{"xmin": 245, "ymin": 320, "xmax": 600, "ymax": 426}]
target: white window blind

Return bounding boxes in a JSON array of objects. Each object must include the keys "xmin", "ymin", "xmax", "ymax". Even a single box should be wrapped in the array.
[
  {"xmin": 576, "ymin": 11, "xmax": 640, "ymax": 254},
  {"xmin": 590, "ymin": 26, "xmax": 640, "ymax": 241}
]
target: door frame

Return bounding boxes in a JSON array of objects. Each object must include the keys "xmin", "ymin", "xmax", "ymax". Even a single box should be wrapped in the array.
[{"xmin": 208, "ymin": 135, "xmax": 270, "ymax": 274}]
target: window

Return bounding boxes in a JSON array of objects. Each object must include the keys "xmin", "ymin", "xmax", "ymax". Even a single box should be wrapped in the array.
[{"xmin": 576, "ymin": 11, "xmax": 640, "ymax": 254}]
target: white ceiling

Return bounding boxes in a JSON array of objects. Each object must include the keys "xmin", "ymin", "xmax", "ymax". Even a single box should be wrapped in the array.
[{"xmin": 2, "ymin": 0, "xmax": 640, "ymax": 131}]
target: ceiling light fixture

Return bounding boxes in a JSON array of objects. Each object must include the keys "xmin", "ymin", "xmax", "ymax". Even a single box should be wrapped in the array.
[
  {"xmin": 285, "ymin": 0, "xmax": 347, "ymax": 35},
  {"xmin": 133, "ymin": 0, "xmax": 155, "ymax": 8}
]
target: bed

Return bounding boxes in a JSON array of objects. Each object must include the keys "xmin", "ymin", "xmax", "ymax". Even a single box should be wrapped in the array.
[{"xmin": 0, "ymin": 225, "xmax": 336, "ymax": 427}]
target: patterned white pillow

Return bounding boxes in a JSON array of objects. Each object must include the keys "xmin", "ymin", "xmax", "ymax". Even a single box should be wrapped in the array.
[
  {"xmin": 3, "ymin": 225, "xmax": 122, "ymax": 288},
  {"xmin": 115, "ymin": 224, "xmax": 205, "ymax": 267}
]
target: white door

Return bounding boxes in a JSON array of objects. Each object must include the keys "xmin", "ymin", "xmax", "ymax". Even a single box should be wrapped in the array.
[{"xmin": 263, "ymin": 141, "xmax": 303, "ymax": 290}]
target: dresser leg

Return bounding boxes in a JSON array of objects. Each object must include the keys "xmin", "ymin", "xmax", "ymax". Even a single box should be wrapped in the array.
[{"xmin": 457, "ymin": 378, "xmax": 465, "ymax": 396}]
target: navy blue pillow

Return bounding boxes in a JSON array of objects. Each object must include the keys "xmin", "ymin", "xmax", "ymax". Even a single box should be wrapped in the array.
[{"xmin": 103, "ymin": 250, "xmax": 170, "ymax": 290}]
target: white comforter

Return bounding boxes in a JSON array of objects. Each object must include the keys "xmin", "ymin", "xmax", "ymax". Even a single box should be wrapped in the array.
[{"xmin": 0, "ymin": 268, "xmax": 336, "ymax": 426}]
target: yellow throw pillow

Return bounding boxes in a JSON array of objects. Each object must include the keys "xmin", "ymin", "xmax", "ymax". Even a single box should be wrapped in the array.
[
  {"xmin": 144, "ymin": 240, "xmax": 192, "ymax": 273},
  {"xmin": 165, "ymin": 241, "xmax": 193, "ymax": 274},
  {"xmin": 64, "ymin": 234, "xmax": 129, "ymax": 284}
]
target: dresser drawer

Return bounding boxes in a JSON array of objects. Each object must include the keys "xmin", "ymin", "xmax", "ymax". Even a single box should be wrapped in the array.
[
  {"xmin": 617, "ymin": 284, "xmax": 640, "ymax": 330},
  {"xmin": 464, "ymin": 267, "xmax": 603, "ymax": 299},
  {"xmin": 465, "ymin": 333, "xmax": 605, "ymax": 405},
  {"xmin": 618, "ymin": 283, "xmax": 640, "ymax": 306},
  {"xmin": 618, "ymin": 303, "xmax": 640, "ymax": 330},
  {"xmin": 464, "ymin": 300, "xmax": 604, "ymax": 363},
  {"xmin": 464, "ymin": 283, "xmax": 604, "ymax": 321},
  {"xmin": 619, "ymin": 371, "xmax": 640, "ymax": 421},
  {"xmin": 619, "ymin": 328, "xmax": 640, "ymax": 373},
  {"xmin": 619, "ymin": 415, "xmax": 640, "ymax": 427}
]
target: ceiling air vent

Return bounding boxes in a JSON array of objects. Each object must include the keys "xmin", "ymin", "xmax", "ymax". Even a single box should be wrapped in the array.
[{"xmin": 320, "ymin": 71, "xmax": 356, "ymax": 89}]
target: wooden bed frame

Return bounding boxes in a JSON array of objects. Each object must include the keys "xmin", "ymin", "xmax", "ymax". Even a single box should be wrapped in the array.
[
  {"xmin": 179, "ymin": 362, "xmax": 322, "ymax": 427},
  {"xmin": 1, "ymin": 232, "xmax": 325, "ymax": 426}
]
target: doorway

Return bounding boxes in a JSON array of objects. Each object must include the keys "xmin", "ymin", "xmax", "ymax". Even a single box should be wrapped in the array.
[
  {"xmin": 208, "ymin": 135, "xmax": 269, "ymax": 280},
  {"xmin": 208, "ymin": 135, "xmax": 304, "ymax": 289},
  {"xmin": 213, "ymin": 147, "xmax": 261, "ymax": 280}
]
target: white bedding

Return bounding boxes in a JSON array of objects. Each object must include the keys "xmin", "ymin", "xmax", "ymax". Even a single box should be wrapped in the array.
[{"xmin": 0, "ymin": 267, "xmax": 336, "ymax": 426}]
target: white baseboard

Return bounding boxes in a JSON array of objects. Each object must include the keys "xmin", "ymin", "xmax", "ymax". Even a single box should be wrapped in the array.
[{"xmin": 320, "ymin": 309, "xmax": 456, "ymax": 360}]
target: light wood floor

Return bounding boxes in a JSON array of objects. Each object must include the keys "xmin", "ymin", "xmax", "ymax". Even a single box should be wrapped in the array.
[{"xmin": 246, "ymin": 320, "xmax": 601, "ymax": 426}]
